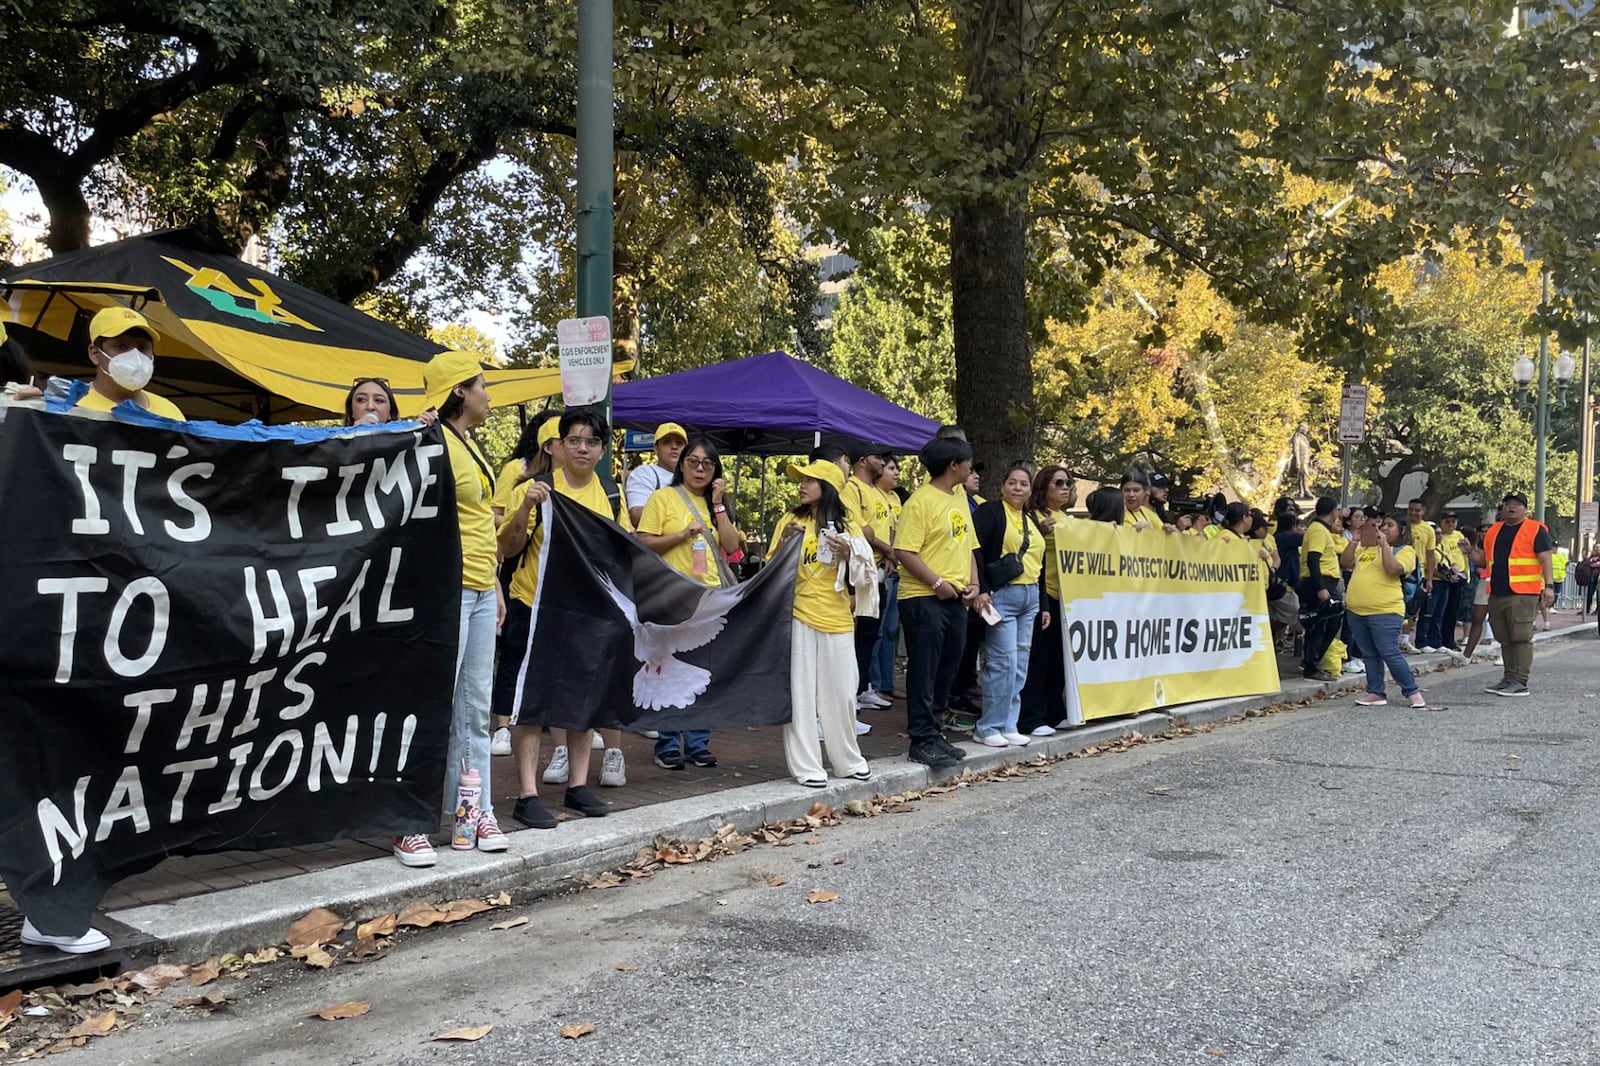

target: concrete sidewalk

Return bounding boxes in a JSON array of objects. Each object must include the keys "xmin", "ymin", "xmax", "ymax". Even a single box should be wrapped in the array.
[{"xmin": 86, "ymin": 619, "xmax": 1590, "ymax": 964}]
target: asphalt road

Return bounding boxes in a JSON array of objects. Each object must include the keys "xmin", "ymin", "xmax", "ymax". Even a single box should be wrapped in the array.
[{"xmin": 79, "ymin": 634, "xmax": 1600, "ymax": 1066}]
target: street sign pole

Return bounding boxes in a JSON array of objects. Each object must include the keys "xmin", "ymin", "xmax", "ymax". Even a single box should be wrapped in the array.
[
  {"xmin": 575, "ymin": 0, "xmax": 614, "ymax": 465},
  {"xmin": 1337, "ymin": 383, "xmax": 1368, "ymax": 506}
]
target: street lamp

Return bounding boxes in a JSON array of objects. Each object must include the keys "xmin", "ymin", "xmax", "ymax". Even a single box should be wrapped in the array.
[{"xmin": 1513, "ymin": 275, "xmax": 1578, "ymax": 523}]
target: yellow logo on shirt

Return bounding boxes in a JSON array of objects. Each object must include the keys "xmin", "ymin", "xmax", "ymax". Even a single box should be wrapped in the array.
[
  {"xmin": 949, "ymin": 509, "xmax": 969, "ymax": 541},
  {"xmin": 801, "ymin": 533, "xmax": 820, "ymax": 570}
]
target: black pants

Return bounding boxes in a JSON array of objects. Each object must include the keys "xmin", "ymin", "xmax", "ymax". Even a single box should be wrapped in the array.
[
  {"xmin": 1018, "ymin": 593, "xmax": 1065, "ymax": 732},
  {"xmin": 1299, "ymin": 578, "xmax": 1343, "ymax": 676},
  {"xmin": 953, "ymin": 610, "xmax": 985, "ymax": 696},
  {"xmin": 492, "ymin": 598, "xmax": 532, "ymax": 722},
  {"xmin": 853, "ymin": 596, "xmax": 882, "ymax": 696},
  {"xmin": 899, "ymin": 596, "xmax": 968, "ymax": 744}
]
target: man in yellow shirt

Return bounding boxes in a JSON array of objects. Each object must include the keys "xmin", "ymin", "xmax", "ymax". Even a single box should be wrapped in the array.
[
  {"xmin": 1426, "ymin": 512, "xmax": 1469, "ymax": 652},
  {"xmin": 1405, "ymin": 499, "xmax": 1438, "ymax": 650},
  {"xmin": 495, "ymin": 410, "xmax": 622, "ymax": 827},
  {"xmin": 843, "ymin": 448, "xmax": 895, "ymax": 715},
  {"xmin": 1298, "ymin": 497, "xmax": 1345, "ymax": 681},
  {"xmin": 1121, "ymin": 472, "xmax": 1168, "ymax": 531},
  {"xmin": 73, "ymin": 307, "xmax": 185, "ymax": 420},
  {"xmin": 868, "ymin": 456, "xmax": 904, "ymax": 698},
  {"xmin": 895, "ymin": 436, "xmax": 991, "ymax": 771}
]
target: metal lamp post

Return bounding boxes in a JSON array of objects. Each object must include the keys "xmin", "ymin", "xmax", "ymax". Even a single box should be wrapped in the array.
[{"xmin": 1513, "ymin": 314, "xmax": 1577, "ymax": 525}]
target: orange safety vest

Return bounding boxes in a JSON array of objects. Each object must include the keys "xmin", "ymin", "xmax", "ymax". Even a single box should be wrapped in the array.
[{"xmin": 1483, "ymin": 520, "xmax": 1546, "ymax": 595}]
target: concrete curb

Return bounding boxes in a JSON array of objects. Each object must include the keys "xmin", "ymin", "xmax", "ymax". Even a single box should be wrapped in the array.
[{"xmin": 109, "ymin": 623, "xmax": 1592, "ymax": 960}]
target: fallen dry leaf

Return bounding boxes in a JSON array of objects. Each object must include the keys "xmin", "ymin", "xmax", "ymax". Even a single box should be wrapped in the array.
[
  {"xmin": 487, "ymin": 891, "xmax": 512, "ymax": 906},
  {"xmin": 766, "ymin": 876, "xmax": 788, "ymax": 887},
  {"xmin": 350, "ymin": 935, "xmax": 385, "ymax": 959},
  {"xmin": 66, "ymin": 1012, "xmax": 117, "ymax": 1038},
  {"xmin": 285, "ymin": 907, "xmax": 345, "ymax": 947},
  {"xmin": 57, "ymin": 979, "xmax": 113, "ymax": 1000},
  {"xmin": 805, "ymin": 890, "xmax": 840, "ymax": 904},
  {"xmin": 440, "ymin": 898, "xmax": 492, "ymax": 923},
  {"xmin": 356, "ymin": 913, "xmax": 396, "ymax": 940},
  {"xmin": 243, "ymin": 947, "xmax": 281, "ymax": 965},
  {"xmin": 559, "ymin": 1021, "xmax": 596, "ymax": 1040},
  {"xmin": 614, "ymin": 963, "xmax": 637, "ymax": 972},
  {"xmin": 187, "ymin": 963, "xmax": 222, "ymax": 987},
  {"xmin": 174, "ymin": 991, "xmax": 230, "ymax": 1010},
  {"xmin": 435, "ymin": 1025, "xmax": 494, "ymax": 1042},
  {"xmin": 0, "ymin": 990, "xmax": 20, "ymax": 1019},
  {"xmin": 129, "ymin": 964, "xmax": 189, "ymax": 991},
  {"xmin": 490, "ymin": 916, "xmax": 530, "ymax": 931},
  {"xmin": 289, "ymin": 945, "xmax": 335, "ymax": 969},
  {"xmin": 397, "ymin": 901, "xmax": 450, "ymax": 929},
  {"xmin": 312, "ymin": 1001, "xmax": 371, "ymax": 1021}
]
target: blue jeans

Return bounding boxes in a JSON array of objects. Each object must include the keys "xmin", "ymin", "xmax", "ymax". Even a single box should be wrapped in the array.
[
  {"xmin": 977, "ymin": 584, "xmax": 1039, "ymax": 738},
  {"xmin": 655, "ymin": 730, "xmax": 712, "ymax": 758},
  {"xmin": 1423, "ymin": 580, "xmax": 1463, "ymax": 649},
  {"xmin": 1344, "ymin": 611, "xmax": 1418, "ymax": 698},
  {"xmin": 870, "ymin": 572, "xmax": 901, "ymax": 691},
  {"xmin": 445, "ymin": 588, "xmax": 498, "ymax": 818}
]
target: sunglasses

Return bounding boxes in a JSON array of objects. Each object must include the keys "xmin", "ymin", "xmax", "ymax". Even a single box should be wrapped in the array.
[
  {"xmin": 352, "ymin": 376, "xmax": 390, "ymax": 387},
  {"xmin": 683, "ymin": 456, "xmax": 716, "ymax": 471}
]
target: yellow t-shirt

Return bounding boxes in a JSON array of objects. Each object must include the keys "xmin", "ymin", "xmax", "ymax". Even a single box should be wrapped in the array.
[
  {"xmin": 872, "ymin": 486, "xmax": 901, "ymax": 543},
  {"xmin": 1124, "ymin": 505, "xmax": 1161, "ymax": 528},
  {"xmin": 768, "ymin": 515, "xmax": 859, "ymax": 634},
  {"xmin": 843, "ymin": 476, "xmax": 885, "ymax": 556},
  {"xmin": 1346, "ymin": 544, "xmax": 1417, "ymax": 617},
  {"xmin": 1437, "ymin": 529, "xmax": 1468, "ymax": 573},
  {"xmin": 495, "ymin": 469, "xmax": 617, "ymax": 607},
  {"xmin": 75, "ymin": 385, "xmax": 185, "ymax": 421},
  {"xmin": 1409, "ymin": 520, "xmax": 1437, "ymax": 569},
  {"xmin": 444, "ymin": 429, "xmax": 497, "ymax": 592},
  {"xmin": 897, "ymin": 484, "xmax": 977, "ymax": 599},
  {"xmin": 1299, "ymin": 520, "xmax": 1343, "ymax": 581},
  {"xmin": 492, "ymin": 459, "xmax": 525, "ymax": 517},
  {"xmin": 1000, "ymin": 502, "xmax": 1046, "ymax": 587},
  {"xmin": 1038, "ymin": 508, "xmax": 1070, "ymax": 600},
  {"xmin": 638, "ymin": 487, "xmax": 724, "ymax": 588}
]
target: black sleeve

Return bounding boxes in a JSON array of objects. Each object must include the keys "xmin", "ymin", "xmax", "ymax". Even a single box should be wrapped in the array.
[
  {"xmin": 1305, "ymin": 551, "xmax": 1325, "ymax": 593},
  {"xmin": 1533, "ymin": 526, "xmax": 1555, "ymax": 554}
]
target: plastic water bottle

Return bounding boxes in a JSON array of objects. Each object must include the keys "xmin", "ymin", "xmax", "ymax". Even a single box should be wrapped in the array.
[
  {"xmin": 691, "ymin": 538, "xmax": 708, "ymax": 577},
  {"xmin": 452, "ymin": 763, "xmax": 481, "ymax": 850}
]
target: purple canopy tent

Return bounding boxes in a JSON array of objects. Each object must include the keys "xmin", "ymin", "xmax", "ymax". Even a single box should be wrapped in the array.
[{"xmin": 610, "ymin": 350, "xmax": 939, "ymax": 456}]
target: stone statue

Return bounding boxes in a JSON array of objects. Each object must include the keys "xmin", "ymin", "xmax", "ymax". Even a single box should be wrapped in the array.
[{"xmin": 1288, "ymin": 421, "xmax": 1314, "ymax": 498}]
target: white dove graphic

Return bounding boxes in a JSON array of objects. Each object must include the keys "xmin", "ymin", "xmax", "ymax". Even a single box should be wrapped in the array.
[{"xmin": 597, "ymin": 573, "xmax": 740, "ymax": 711}]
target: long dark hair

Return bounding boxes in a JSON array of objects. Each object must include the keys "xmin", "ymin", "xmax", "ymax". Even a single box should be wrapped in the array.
[
  {"xmin": 670, "ymin": 436, "xmax": 736, "ymax": 524},
  {"xmin": 343, "ymin": 377, "xmax": 399, "ymax": 426},
  {"xmin": 792, "ymin": 479, "xmax": 848, "ymax": 534},
  {"xmin": 1027, "ymin": 465, "xmax": 1072, "ymax": 514},
  {"xmin": 1086, "ymin": 486, "xmax": 1125, "ymax": 524}
]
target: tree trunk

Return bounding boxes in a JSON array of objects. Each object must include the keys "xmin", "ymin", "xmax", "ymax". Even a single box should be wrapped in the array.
[
  {"xmin": 951, "ymin": 198, "xmax": 1032, "ymax": 489},
  {"xmin": 38, "ymin": 173, "xmax": 92, "ymax": 254}
]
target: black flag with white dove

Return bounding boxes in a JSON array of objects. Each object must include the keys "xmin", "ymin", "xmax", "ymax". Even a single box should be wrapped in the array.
[{"xmin": 511, "ymin": 493, "xmax": 799, "ymax": 731}]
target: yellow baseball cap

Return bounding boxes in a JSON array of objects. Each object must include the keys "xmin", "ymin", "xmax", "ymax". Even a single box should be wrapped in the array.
[
  {"xmin": 787, "ymin": 459, "xmax": 846, "ymax": 493},
  {"xmin": 654, "ymin": 421, "xmax": 687, "ymax": 445},
  {"xmin": 88, "ymin": 306, "xmax": 159, "ymax": 345},
  {"xmin": 422, "ymin": 350, "xmax": 484, "ymax": 410},
  {"xmin": 536, "ymin": 419, "xmax": 560, "ymax": 447}
]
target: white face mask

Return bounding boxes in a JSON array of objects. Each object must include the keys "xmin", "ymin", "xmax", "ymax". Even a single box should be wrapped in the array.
[{"xmin": 104, "ymin": 350, "xmax": 154, "ymax": 391}]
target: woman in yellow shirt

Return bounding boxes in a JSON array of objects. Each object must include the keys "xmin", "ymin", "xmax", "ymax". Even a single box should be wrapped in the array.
[
  {"xmin": 636, "ymin": 437, "xmax": 741, "ymax": 769},
  {"xmin": 1339, "ymin": 513, "xmax": 1425, "ymax": 708},
  {"xmin": 1019, "ymin": 465, "xmax": 1076, "ymax": 736},
  {"xmin": 769, "ymin": 460, "xmax": 872, "ymax": 786},
  {"xmin": 972, "ymin": 464, "xmax": 1048, "ymax": 746}
]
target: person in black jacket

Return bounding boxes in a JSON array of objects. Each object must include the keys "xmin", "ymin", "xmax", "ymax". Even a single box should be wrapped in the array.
[
  {"xmin": 1019, "ymin": 466, "xmax": 1077, "ymax": 736},
  {"xmin": 971, "ymin": 464, "xmax": 1048, "ymax": 746}
]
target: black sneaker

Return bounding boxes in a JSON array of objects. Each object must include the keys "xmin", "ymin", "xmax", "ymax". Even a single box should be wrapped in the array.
[
  {"xmin": 654, "ymin": 750, "xmax": 686, "ymax": 770},
  {"xmin": 933, "ymin": 735, "xmax": 969, "ymax": 760},
  {"xmin": 1496, "ymin": 682, "xmax": 1530, "ymax": 697},
  {"xmin": 908, "ymin": 741, "xmax": 960, "ymax": 770},
  {"xmin": 1484, "ymin": 679, "xmax": 1511, "ymax": 694},
  {"xmin": 687, "ymin": 748, "xmax": 718, "ymax": 768},
  {"xmin": 511, "ymin": 794, "xmax": 558, "ymax": 830},
  {"xmin": 564, "ymin": 786, "xmax": 610, "ymax": 817}
]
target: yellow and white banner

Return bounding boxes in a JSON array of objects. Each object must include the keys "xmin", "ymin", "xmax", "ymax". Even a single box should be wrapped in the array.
[{"xmin": 1054, "ymin": 520, "xmax": 1279, "ymax": 723}]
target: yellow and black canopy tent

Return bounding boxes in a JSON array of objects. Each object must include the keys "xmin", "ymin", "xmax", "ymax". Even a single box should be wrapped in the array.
[{"xmin": 2, "ymin": 229, "xmax": 614, "ymax": 424}]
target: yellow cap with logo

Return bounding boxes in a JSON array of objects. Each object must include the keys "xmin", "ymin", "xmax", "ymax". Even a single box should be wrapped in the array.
[
  {"xmin": 88, "ymin": 307, "xmax": 160, "ymax": 345},
  {"xmin": 423, "ymin": 350, "xmax": 484, "ymax": 410},
  {"xmin": 786, "ymin": 459, "xmax": 846, "ymax": 494}
]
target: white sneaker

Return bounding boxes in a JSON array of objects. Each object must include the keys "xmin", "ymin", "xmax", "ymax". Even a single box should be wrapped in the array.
[
  {"xmin": 977, "ymin": 734, "xmax": 1009, "ymax": 748},
  {"xmin": 854, "ymin": 719, "xmax": 872, "ymax": 736},
  {"xmin": 20, "ymin": 918, "xmax": 110, "ymax": 955},
  {"xmin": 1030, "ymin": 725, "xmax": 1057, "ymax": 737},
  {"xmin": 1344, "ymin": 661, "xmax": 1365, "ymax": 675},
  {"xmin": 600, "ymin": 748, "xmax": 627, "ymax": 787},
  {"xmin": 856, "ymin": 691, "xmax": 890, "ymax": 709},
  {"xmin": 590, "ymin": 730, "xmax": 604, "ymax": 750},
  {"xmin": 1002, "ymin": 732, "xmax": 1031, "ymax": 746},
  {"xmin": 635, "ymin": 729, "xmax": 661, "ymax": 739},
  {"xmin": 1054, "ymin": 719, "xmax": 1073, "ymax": 730},
  {"xmin": 490, "ymin": 727, "xmax": 512, "ymax": 756},
  {"xmin": 542, "ymin": 745, "xmax": 570, "ymax": 784},
  {"xmin": 1398, "ymin": 637, "xmax": 1419, "ymax": 653}
]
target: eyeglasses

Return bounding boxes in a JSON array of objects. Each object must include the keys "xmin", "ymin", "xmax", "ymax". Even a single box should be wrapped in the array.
[
  {"xmin": 351, "ymin": 377, "xmax": 390, "ymax": 386},
  {"xmin": 683, "ymin": 456, "xmax": 716, "ymax": 471},
  {"xmin": 563, "ymin": 435, "xmax": 603, "ymax": 450},
  {"xmin": 1050, "ymin": 478, "xmax": 1071, "ymax": 487}
]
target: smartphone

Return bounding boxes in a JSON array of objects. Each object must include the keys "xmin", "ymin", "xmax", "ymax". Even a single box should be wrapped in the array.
[{"xmin": 980, "ymin": 602, "xmax": 1001, "ymax": 626}]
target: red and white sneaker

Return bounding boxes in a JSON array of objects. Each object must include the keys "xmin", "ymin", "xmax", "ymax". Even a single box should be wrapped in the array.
[
  {"xmin": 393, "ymin": 834, "xmax": 436, "ymax": 867},
  {"xmin": 475, "ymin": 810, "xmax": 509, "ymax": 852}
]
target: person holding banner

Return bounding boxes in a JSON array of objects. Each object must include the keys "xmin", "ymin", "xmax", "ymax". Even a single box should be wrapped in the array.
[
  {"xmin": 392, "ymin": 352, "xmax": 510, "ymax": 867},
  {"xmin": 1339, "ymin": 514, "xmax": 1427, "ymax": 708},
  {"xmin": 496, "ymin": 410, "xmax": 626, "ymax": 826},
  {"xmin": 1298, "ymin": 497, "xmax": 1345, "ymax": 683},
  {"xmin": 74, "ymin": 307, "xmax": 184, "ymax": 420},
  {"xmin": 973, "ymin": 464, "xmax": 1048, "ymax": 746},
  {"xmin": 636, "ymin": 437, "xmax": 741, "ymax": 769},
  {"xmin": 1120, "ymin": 472, "xmax": 1169, "ymax": 532},
  {"xmin": 1019, "ymin": 465, "xmax": 1077, "ymax": 736},
  {"xmin": 1086, "ymin": 486, "xmax": 1125, "ymax": 524},
  {"xmin": 770, "ymin": 460, "xmax": 874, "ymax": 786},
  {"xmin": 894, "ymin": 435, "xmax": 991, "ymax": 770}
]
